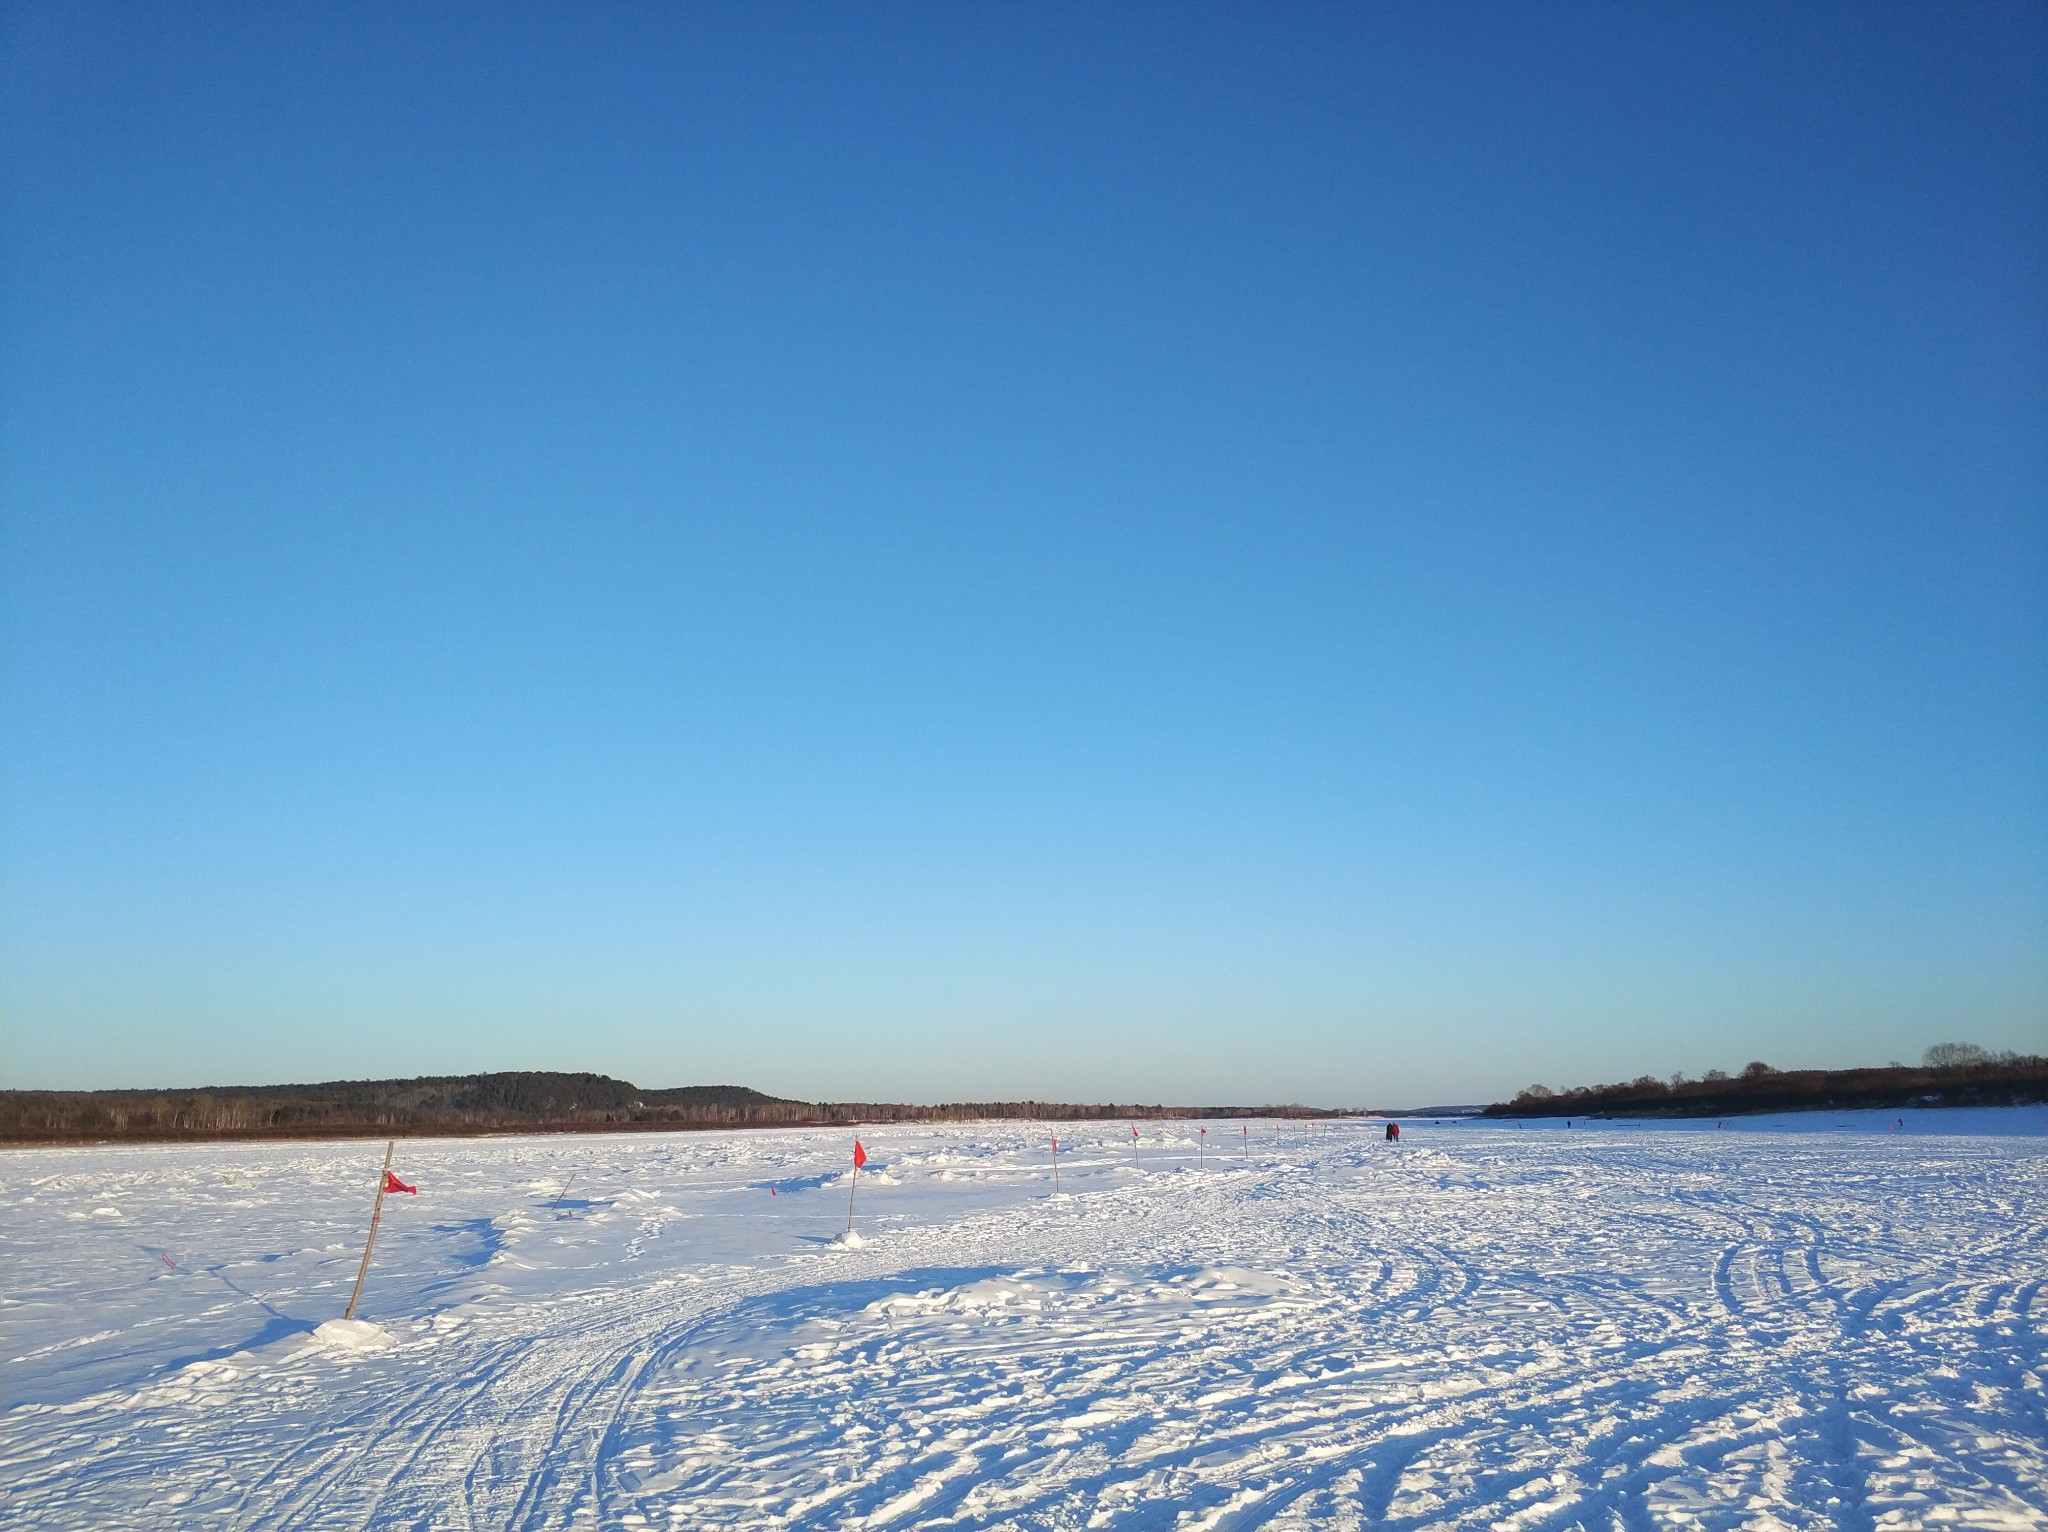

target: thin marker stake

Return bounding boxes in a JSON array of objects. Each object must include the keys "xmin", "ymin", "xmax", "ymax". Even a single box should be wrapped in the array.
[
  {"xmin": 1051, "ymin": 1133, "xmax": 1061, "ymax": 1196},
  {"xmin": 844, "ymin": 1138, "xmax": 866, "ymax": 1238},
  {"xmin": 549, "ymin": 1172, "xmax": 577, "ymax": 1217},
  {"xmin": 344, "ymin": 1140, "xmax": 395, "ymax": 1322}
]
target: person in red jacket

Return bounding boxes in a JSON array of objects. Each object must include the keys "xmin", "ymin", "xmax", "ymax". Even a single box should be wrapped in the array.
[{"xmin": 1384, "ymin": 1121, "xmax": 1400, "ymax": 1142}]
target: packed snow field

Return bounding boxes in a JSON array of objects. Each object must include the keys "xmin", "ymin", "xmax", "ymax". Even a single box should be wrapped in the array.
[{"xmin": 4, "ymin": 1110, "xmax": 2043, "ymax": 1531}]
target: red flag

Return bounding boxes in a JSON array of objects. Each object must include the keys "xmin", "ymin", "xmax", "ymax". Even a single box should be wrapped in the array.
[
  {"xmin": 852, "ymin": 1140, "xmax": 867, "ymax": 1169},
  {"xmin": 1131, "ymin": 1125, "xmax": 1138, "ymax": 1140},
  {"xmin": 384, "ymin": 1170, "xmax": 417, "ymax": 1195}
]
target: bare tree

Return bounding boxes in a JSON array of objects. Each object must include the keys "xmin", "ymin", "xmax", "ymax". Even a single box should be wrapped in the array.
[{"xmin": 1924, "ymin": 1042, "xmax": 1990, "ymax": 1069}]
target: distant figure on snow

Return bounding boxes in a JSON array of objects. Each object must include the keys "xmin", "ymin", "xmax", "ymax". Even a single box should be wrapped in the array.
[{"xmin": 1384, "ymin": 1122, "xmax": 1400, "ymax": 1142}]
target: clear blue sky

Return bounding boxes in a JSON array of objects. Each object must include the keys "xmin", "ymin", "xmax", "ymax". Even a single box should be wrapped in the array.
[{"xmin": 3, "ymin": 4, "xmax": 2042, "ymax": 1106}]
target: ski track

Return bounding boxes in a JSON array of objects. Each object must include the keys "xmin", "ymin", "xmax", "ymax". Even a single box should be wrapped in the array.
[{"xmin": 3, "ymin": 1117, "xmax": 2043, "ymax": 1530}]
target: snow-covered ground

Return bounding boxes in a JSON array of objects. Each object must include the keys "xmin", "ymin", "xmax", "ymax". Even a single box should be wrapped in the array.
[{"xmin": 4, "ymin": 1108, "xmax": 2043, "ymax": 1530}]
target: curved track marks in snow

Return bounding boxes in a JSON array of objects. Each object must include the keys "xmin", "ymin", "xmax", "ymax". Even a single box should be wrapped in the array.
[
  {"xmin": 596, "ymin": 1150, "xmax": 2046, "ymax": 1531},
  {"xmin": 4, "ymin": 1120, "xmax": 2043, "ymax": 1530}
]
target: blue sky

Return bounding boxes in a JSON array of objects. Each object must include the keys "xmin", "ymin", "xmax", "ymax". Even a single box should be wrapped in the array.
[{"xmin": 3, "ymin": 4, "xmax": 2043, "ymax": 1105}]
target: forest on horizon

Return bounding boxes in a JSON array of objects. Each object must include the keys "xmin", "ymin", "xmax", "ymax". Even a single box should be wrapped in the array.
[
  {"xmin": 1486, "ymin": 1046, "xmax": 2047, "ymax": 1119},
  {"xmin": 4, "ymin": 1046, "xmax": 2043, "ymax": 1143},
  {"xmin": 0, "ymin": 1072, "xmax": 1343, "ymax": 1144}
]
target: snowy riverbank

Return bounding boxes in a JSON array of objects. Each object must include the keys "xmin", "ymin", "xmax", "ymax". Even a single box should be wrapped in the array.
[{"xmin": 4, "ymin": 1109, "xmax": 2042, "ymax": 1528}]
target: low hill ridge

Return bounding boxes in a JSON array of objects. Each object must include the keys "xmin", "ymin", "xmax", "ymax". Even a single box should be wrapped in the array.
[{"xmin": 0, "ymin": 1073, "xmax": 1344, "ymax": 1143}]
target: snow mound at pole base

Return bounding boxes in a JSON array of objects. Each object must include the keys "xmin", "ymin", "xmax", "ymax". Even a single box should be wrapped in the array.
[
  {"xmin": 313, "ymin": 1319, "xmax": 392, "ymax": 1351},
  {"xmin": 831, "ymin": 1230, "xmax": 868, "ymax": 1249}
]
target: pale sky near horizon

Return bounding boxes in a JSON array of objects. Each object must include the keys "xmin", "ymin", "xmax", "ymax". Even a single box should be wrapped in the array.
[{"xmin": 3, "ymin": 4, "xmax": 2043, "ymax": 1107}]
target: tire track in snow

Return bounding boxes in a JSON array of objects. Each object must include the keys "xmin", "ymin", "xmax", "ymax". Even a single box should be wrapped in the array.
[{"xmin": 579, "ymin": 1137, "xmax": 2043, "ymax": 1530}]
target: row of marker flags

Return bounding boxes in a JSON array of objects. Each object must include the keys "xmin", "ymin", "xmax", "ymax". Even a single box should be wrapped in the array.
[
  {"xmin": 844, "ymin": 1121, "xmax": 1267, "ymax": 1236},
  {"xmin": 342, "ymin": 1119, "xmax": 1337, "ymax": 1316},
  {"xmin": 1039, "ymin": 1121, "xmax": 1256, "ymax": 1199}
]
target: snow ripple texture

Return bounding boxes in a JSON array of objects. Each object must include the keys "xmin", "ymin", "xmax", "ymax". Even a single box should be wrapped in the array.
[{"xmin": 3, "ymin": 1111, "xmax": 2043, "ymax": 1530}]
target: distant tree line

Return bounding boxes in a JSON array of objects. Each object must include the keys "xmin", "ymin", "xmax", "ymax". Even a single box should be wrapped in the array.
[
  {"xmin": 1486, "ymin": 1045, "xmax": 2047, "ymax": 1119},
  {"xmin": 0, "ymin": 1072, "xmax": 1345, "ymax": 1144},
  {"xmin": 791, "ymin": 1101, "xmax": 1336, "ymax": 1126}
]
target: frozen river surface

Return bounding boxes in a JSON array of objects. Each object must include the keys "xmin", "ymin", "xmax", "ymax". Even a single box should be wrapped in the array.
[{"xmin": 4, "ymin": 1109, "xmax": 2043, "ymax": 1530}]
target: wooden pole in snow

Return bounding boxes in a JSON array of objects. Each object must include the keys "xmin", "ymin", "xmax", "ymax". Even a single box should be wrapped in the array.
[
  {"xmin": 344, "ymin": 1140, "xmax": 395, "ymax": 1321},
  {"xmin": 844, "ymin": 1154, "xmax": 860, "ymax": 1238},
  {"xmin": 1051, "ymin": 1133, "xmax": 1060, "ymax": 1195}
]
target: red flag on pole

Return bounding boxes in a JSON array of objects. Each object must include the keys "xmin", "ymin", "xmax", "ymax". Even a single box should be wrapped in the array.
[
  {"xmin": 844, "ymin": 1139, "xmax": 866, "ymax": 1239},
  {"xmin": 383, "ymin": 1171, "xmax": 417, "ymax": 1195}
]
